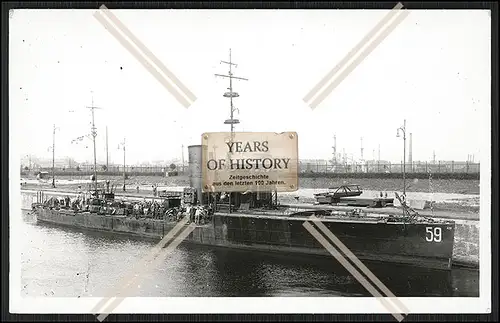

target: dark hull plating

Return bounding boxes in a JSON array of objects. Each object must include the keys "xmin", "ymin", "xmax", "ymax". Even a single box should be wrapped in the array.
[{"xmin": 34, "ymin": 208, "xmax": 455, "ymax": 270}]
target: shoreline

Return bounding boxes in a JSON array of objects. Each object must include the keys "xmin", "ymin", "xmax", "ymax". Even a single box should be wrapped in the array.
[
  {"xmin": 20, "ymin": 173, "xmax": 481, "ymax": 194},
  {"xmin": 20, "ymin": 174, "xmax": 481, "ymax": 215}
]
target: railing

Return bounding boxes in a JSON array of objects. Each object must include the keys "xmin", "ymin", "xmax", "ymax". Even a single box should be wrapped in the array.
[
  {"xmin": 20, "ymin": 161, "xmax": 480, "ymax": 177},
  {"xmin": 298, "ymin": 161, "xmax": 480, "ymax": 174},
  {"xmin": 21, "ymin": 164, "xmax": 188, "ymax": 176}
]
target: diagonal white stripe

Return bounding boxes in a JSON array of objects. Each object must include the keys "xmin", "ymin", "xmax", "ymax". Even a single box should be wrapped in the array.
[
  {"xmin": 308, "ymin": 9, "xmax": 409, "ymax": 109},
  {"xmin": 303, "ymin": 2, "xmax": 404, "ymax": 103},
  {"xmin": 91, "ymin": 216, "xmax": 190, "ymax": 315},
  {"xmin": 304, "ymin": 3, "xmax": 410, "ymax": 110},
  {"xmin": 309, "ymin": 215, "xmax": 410, "ymax": 313},
  {"xmin": 96, "ymin": 223, "xmax": 197, "ymax": 321},
  {"xmin": 93, "ymin": 9, "xmax": 195, "ymax": 108},
  {"xmin": 303, "ymin": 221, "xmax": 407, "ymax": 321},
  {"xmin": 98, "ymin": 5, "xmax": 197, "ymax": 103}
]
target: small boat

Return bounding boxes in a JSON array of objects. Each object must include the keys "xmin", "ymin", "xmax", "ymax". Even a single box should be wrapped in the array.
[
  {"xmin": 314, "ymin": 184, "xmax": 394, "ymax": 207},
  {"xmin": 314, "ymin": 184, "xmax": 363, "ymax": 204}
]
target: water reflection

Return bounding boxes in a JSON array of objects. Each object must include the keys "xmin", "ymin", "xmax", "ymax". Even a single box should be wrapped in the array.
[{"xmin": 19, "ymin": 211, "xmax": 478, "ymax": 297}]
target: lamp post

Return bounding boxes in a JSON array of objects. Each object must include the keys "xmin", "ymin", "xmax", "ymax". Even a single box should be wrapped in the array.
[
  {"xmin": 396, "ymin": 119, "xmax": 407, "ymax": 198},
  {"xmin": 118, "ymin": 138, "xmax": 126, "ymax": 192},
  {"xmin": 50, "ymin": 110, "xmax": 76, "ymax": 188},
  {"xmin": 25, "ymin": 154, "xmax": 32, "ymax": 172},
  {"xmin": 51, "ymin": 124, "xmax": 60, "ymax": 188}
]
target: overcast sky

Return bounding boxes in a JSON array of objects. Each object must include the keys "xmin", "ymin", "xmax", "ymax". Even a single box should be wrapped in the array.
[{"xmin": 10, "ymin": 9, "xmax": 490, "ymax": 165}]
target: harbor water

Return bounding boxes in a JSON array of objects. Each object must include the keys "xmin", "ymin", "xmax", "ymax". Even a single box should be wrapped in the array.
[{"xmin": 19, "ymin": 211, "xmax": 479, "ymax": 298}]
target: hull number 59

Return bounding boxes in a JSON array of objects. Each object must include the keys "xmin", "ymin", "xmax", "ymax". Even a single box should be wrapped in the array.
[{"xmin": 426, "ymin": 227, "xmax": 442, "ymax": 242}]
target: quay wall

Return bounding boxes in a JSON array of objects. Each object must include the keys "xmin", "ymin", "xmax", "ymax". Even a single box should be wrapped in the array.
[
  {"xmin": 19, "ymin": 191, "xmax": 479, "ymax": 268},
  {"xmin": 20, "ymin": 173, "xmax": 480, "ymax": 195}
]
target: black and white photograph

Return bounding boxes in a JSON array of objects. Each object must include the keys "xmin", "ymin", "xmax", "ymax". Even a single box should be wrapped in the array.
[{"xmin": 9, "ymin": 4, "xmax": 492, "ymax": 318}]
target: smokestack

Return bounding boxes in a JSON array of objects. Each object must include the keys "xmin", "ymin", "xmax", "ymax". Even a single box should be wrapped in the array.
[
  {"xmin": 181, "ymin": 144, "xmax": 185, "ymax": 172},
  {"xmin": 409, "ymin": 133, "xmax": 413, "ymax": 166},
  {"xmin": 378, "ymin": 144, "xmax": 380, "ymax": 161},
  {"xmin": 360, "ymin": 137, "xmax": 364, "ymax": 161},
  {"xmin": 333, "ymin": 134, "xmax": 337, "ymax": 163},
  {"xmin": 188, "ymin": 145, "xmax": 205, "ymax": 205}
]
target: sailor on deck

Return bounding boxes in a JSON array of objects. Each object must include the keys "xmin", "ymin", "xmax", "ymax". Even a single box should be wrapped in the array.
[{"xmin": 194, "ymin": 206, "xmax": 200, "ymax": 224}]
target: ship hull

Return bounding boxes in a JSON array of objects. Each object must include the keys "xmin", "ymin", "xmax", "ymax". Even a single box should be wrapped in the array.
[{"xmin": 34, "ymin": 207, "xmax": 455, "ymax": 270}]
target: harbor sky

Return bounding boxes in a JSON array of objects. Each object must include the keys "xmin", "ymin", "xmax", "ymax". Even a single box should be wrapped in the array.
[{"xmin": 10, "ymin": 9, "xmax": 490, "ymax": 164}]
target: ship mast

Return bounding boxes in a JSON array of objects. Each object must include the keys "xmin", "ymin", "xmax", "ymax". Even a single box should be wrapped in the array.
[
  {"xmin": 215, "ymin": 48, "xmax": 248, "ymax": 134},
  {"xmin": 86, "ymin": 93, "xmax": 102, "ymax": 194},
  {"xmin": 214, "ymin": 49, "xmax": 248, "ymax": 213}
]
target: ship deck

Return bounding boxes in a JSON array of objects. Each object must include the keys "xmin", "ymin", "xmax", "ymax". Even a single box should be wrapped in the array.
[
  {"xmin": 24, "ymin": 188, "xmax": 473, "ymax": 222},
  {"xmin": 35, "ymin": 205, "xmax": 452, "ymax": 226},
  {"xmin": 215, "ymin": 206, "xmax": 455, "ymax": 225}
]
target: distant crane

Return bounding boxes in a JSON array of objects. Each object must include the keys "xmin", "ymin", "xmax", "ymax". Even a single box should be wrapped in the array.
[
  {"xmin": 409, "ymin": 132, "xmax": 413, "ymax": 169},
  {"xmin": 360, "ymin": 137, "xmax": 364, "ymax": 161},
  {"xmin": 332, "ymin": 134, "xmax": 337, "ymax": 164}
]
